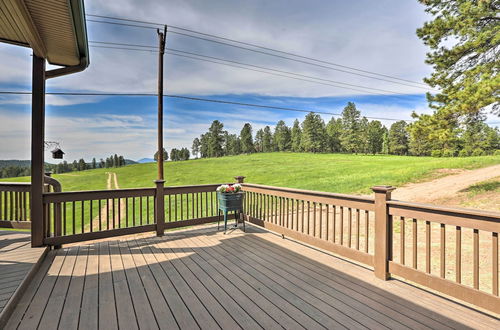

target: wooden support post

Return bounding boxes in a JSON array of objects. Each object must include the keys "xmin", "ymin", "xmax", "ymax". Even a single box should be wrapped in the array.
[
  {"xmin": 372, "ymin": 185, "xmax": 396, "ymax": 280},
  {"xmin": 31, "ymin": 55, "xmax": 46, "ymax": 247},
  {"xmin": 155, "ymin": 180, "xmax": 165, "ymax": 236}
]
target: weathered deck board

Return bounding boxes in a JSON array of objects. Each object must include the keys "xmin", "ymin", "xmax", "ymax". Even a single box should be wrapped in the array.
[
  {"xmin": 0, "ymin": 230, "xmax": 47, "ymax": 328},
  {"xmin": 6, "ymin": 224, "xmax": 500, "ymax": 329}
]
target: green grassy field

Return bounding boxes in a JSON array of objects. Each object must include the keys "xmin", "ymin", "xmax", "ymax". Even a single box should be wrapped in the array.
[{"xmin": 4, "ymin": 153, "xmax": 499, "ymax": 194}]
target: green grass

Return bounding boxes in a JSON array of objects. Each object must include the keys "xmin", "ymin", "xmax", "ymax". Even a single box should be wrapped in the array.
[
  {"xmin": 461, "ymin": 177, "xmax": 500, "ymax": 196},
  {"xmin": 3, "ymin": 153, "xmax": 500, "ymax": 194}
]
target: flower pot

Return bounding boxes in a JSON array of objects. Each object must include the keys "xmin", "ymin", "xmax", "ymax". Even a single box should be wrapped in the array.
[{"xmin": 217, "ymin": 191, "xmax": 244, "ymax": 211}]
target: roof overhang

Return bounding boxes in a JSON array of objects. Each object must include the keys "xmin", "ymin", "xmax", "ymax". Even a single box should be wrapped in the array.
[{"xmin": 0, "ymin": 0, "xmax": 89, "ymax": 73}]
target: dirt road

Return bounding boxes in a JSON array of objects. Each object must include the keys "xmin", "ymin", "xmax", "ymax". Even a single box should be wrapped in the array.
[
  {"xmin": 89, "ymin": 172, "xmax": 125, "ymax": 231},
  {"xmin": 391, "ymin": 164, "xmax": 500, "ymax": 203}
]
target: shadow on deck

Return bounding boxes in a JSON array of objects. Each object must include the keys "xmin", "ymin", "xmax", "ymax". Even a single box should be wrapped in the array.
[{"xmin": 5, "ymin": 224, "xmax": 500, "ymax": 329}]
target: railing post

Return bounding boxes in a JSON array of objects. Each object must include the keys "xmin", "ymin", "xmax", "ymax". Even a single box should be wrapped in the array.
[
  {"xmin": 155, "ymin": 180, "xmax": 165, "ymax": 236},
  {"xmin": 234, "ymin": 176, "xmax": 245, "ymax": 184},
  {"xmin": 372, "ymin": 185, "xmax": 396, "ymax": 280},
  {"xmin": 31, "ymin": 55, "xmax": 46, "ymax": 247}
]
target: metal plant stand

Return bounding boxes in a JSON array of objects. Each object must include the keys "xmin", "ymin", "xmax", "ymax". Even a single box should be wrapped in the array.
[{"xmin": 217, "ymin": 192, "xmax": 245, "ymax": 234}]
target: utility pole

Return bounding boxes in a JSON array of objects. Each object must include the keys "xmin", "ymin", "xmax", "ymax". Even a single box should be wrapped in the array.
[
  {"xmin": 155, "ymin": 25, "xmax": 167, "ymax": 237},
  {"xmin": 157, "ymin": 25, "xmax": 167, "ymax": 180}
]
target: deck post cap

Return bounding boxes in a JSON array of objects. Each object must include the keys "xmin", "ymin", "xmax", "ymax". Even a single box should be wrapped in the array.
[
  {"xmin": 154, "ymin": 179, "xmax": 166, "ymax": 184},
  {"xmin": 371, "ymin": 185, "xmax": 396, "ymax": 193}
]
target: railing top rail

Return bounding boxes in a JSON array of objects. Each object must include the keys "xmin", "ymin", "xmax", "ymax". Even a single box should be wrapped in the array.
[
  {"xmin": 388, "ymin": 199, "xmax": 499, "ymax": 232},
  {"xmin": 388, "ymin": 199, "xmax": 500, "ymax": 221},
  {"xmin": 43, "ymin": 187, "xmax": 156, "ymax": 203},
  {"xmin": 0, "ymin": 182, "xmax": 31, "ymax": 192},
  {"xmin": 164, "ymin": 183, "xmax": 228, "ymax": 194},
  {"xmin": 242, "ymin": 183, "xmax": 375, "ymax": 204}
]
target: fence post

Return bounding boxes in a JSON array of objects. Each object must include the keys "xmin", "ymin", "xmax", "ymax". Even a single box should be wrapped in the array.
[
  {"xmin": 372, "ymin": 185, "xmax": 396, "ymax": 280},
  {"xmin": 155, "ymin": 180, "xmax": 165, "ymax": 236},
  {"xmin": 234, "ymin": 176, "xmax": 246, "ymax": 184}
]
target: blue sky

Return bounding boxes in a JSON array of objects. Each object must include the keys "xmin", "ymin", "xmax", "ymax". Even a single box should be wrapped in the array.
[{"xmin": 1, "ymin": 0, "xmax": 486, "ymax": 161}]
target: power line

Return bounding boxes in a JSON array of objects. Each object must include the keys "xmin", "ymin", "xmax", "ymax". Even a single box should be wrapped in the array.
[
  {"xmin": 89, "ymin": 41, "xmax": 425, "ymax": 99},
  {"xmin": 86, "ymin": 17, "xmax": 436, "ymax": 92},
  {"xmin": 86, "ymin": 13, "xmax": 432, "ymax": 89},
  {"xmin": 0, "ymin": 91, "xmax": 413, "ymax": 122}
]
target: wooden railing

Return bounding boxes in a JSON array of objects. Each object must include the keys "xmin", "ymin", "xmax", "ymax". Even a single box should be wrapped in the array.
[
  {"xmin": 242, "ymin": 183, "xmax": 500, "ymax": 314},
  {"xmin": 0, "ymin": 183, "xmax": 31, "ymax": 229},
  {"xmin": 387, "ymin": 201, "xmax": 499, "ymax": 313},
  {"xmin": 42, "ymin": 183, "xmax": 226, "ymax": 245},
  {"xmin": 242, "ymin": 183, "xmax": 376, "ymax": 267}
]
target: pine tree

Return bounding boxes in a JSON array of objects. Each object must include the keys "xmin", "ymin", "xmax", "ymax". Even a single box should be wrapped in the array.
[
  {"xmin": 388, "ymin": 121, "xmax": 409, "ymax": 155},
  {"xmin": 254, "ymin": 129, "xmax": 264, "ymax": 152},
  {"xmin": 301, "ymin": 113, "xmax": 326, "ymax": 153},
  {"xmin": 208, "ymin": 120, "xmax": 225, "ymax": 157},
  {"xmin": 200, "ymin": 133, "xmax": 209, "ymax": 158},
  {"xmin": 382, "ymin": 131, "xmax": 389, "ymax": 154},
  {"xmin": 340, "ymin": 102, "xmax": 361, "ymax": 153},
  {"xmin": 229, "ymin": 135, "xmax": 242, "ymax": 155},
  {"xmin": 366, "ymin": 120, "xmax": 385, "ymax": 154},
  {"xmin": 92, "ymin": 158, "xmax": 97, "ymax": 169},
  {"xmin": 262, "ymin": 126, "xmax": 273, "ymax": 152},
  {"xmin": 192, "ymin": 137, "xmax": 201, "ymax": 158},
  {"xmin": 291, "ymin": 119, "xmax": 302, "ymax": 152},
  {"xmin": 274, "ymin": 120, "xmax": 291, "ymax": 151},
  {"xmin": 417, "ymin": 0, "xmax": 499, "ymax": 118},
  {"xmin": 240, "ymin": 123, "xmax": 254, "ymax": 154},
  {"xmin": 325, "ymin": 118, "xmax": 342, "ymax": 153}
]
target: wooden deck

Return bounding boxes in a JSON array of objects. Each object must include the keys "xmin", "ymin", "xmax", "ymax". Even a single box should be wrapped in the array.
[
  {"xmin": 5, "ymin": 224, "xmax": 499, "ymax": 329},
  {"xmin": 0, "ymin": 231, "xmax": 47, "ymax": 327}
]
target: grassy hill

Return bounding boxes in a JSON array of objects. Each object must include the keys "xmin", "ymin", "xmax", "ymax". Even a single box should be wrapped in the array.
[{"xmin": 3, "ymin": 153, "xmax": 499, "ymax": 194}]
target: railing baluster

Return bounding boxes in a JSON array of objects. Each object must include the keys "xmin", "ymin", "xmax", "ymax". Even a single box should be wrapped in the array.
[
  {"xmin": 99, "ymin": 199, "xmax": 102, "ymax": 231},
  {"xmin": 412, "ymin": 218, "xmax": 417, "ymax": 269},
  {"xmin": 81, "ymin": 200, "xmax": 85, "ymax": 234},
  {"xmin": 426, "ymin": 220, "xmax": 431, "ymax": 273},
  {"xmin": 333, "ymin": 205, "xmax": 337, "ymax": 243},
  {"xmin": 340, "ymin": 206, "xmax": 344, "ymax": 245},
  {"xmin": 139, "ymin": 197, "xmax": 143, "ymax": 225},
  {"xmin": 493, "ymin": 232, "xmax": 498, "ymax": 296},
  {"xmin": 72, "ymin": 201, "xmax": 76, "ymax": 235},
  {"xmin": 306, "ymin": 201, "xmax": 310, "ymax": 235},
  {"xmin": 356, "ymin": 209, "xmax": 360, "ymax": 250},
  {"xmin": 473, "ymin": 229, "xmax": 479, "ymax": 289},
  {"xmin": 400, "ymin": 216, "xmax": 405, "ymax": 265},
  {"xmin": 365, "ymin": 211, "xmax": 369, "ymax": 253},
  {"xmin": 90, "ymin": 200, "xmax": 93, "ymax": 233},
  {"xmin": 312, "ymin": 202, "xmax": 317, "ymax": 237},
  {"xmin": 325, "ymin": 204, "xmax": 329, "ymax": 241},
  {"xmin": 63, "ymin": 202, "xmax": 67, "ymax": 235},
  {"xmin": 440, "ymin": 223, "xmax": 445, "ymax": 278},
  {"xmin": 456, "ymin": 226, "xmax": 461, "ymax": 283},
  {"xmin": 125, "ymin": 198, "xmax": 129, "ymax": 227},
  {"xmin": 180, "ymin": 194, "xmax": 184, "ymax": 220},
  {"xmin": 348, "ymin": 207, "xmax": 352, "ymax": 248}
]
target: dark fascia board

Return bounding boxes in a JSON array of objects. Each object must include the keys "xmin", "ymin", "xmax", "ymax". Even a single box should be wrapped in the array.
[{"xmin": 46, "ymin": 0, "xmax": 90, "ymax": 79}]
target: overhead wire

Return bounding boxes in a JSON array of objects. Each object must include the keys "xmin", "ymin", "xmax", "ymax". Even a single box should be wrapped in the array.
[
  {"xmin": 89, "ymin": 41, "xmax": 425, "ymax": 99},
  {"xmin": 86, "ymin": 13, "xmax": 432, "ymax": 89},
  {"xmin": 0, "ymin": 91, "xmax": 414, "ymax": 122},
  {"xmin": 86, "ymin": 17, "xmax": 436, "ymax": 92}
]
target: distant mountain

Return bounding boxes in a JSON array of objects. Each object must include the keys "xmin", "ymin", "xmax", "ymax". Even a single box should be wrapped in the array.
[
  {"xmin": 137, "ymin": 158, "xmax": 155, "ymax": 163},
  {"xmin": 124, "ymin": 159, "xmax": 138, "ymax": 165},
  {"xmin": 0, "ymin": 160, "xmax": 31, "ymax": 169}
]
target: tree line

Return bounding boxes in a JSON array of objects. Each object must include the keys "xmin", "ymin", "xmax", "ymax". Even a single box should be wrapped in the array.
[
  {"xmin": 191, "ymin": 102, "xmax": 499, "ymax": 158},
  {"xmin": 50, "ymin": 154, "xmax": 127, "ymax": 174},
  {"xmin": 154, "ymin": 147, "xmax": 190, "ymax": 162},
  {"xmin": 0, "ymin": 154, "xmax": 128, "ymax": 179}
]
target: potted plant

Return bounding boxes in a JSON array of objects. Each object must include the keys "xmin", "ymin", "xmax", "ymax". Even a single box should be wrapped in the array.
[{"xmin": 216, "ymin": 184, "xmax": 245, "ymax": 233}]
